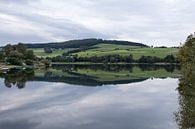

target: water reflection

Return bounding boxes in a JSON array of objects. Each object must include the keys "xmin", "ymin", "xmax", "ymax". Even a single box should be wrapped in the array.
[
  {"xmin": 1, "ymin": 68, "xmax": 34, "ymax": 89},
  {"xmin": 0, "ymin": 78, "xmax": 179, "ymax": 129},
  {"xmin": 0, "ymin": 64, "xmax": 194, "ymax": 129},
  {"xmin": 0, "ymin": 64, "xmax": 180, "ymax": 88},
  {"xmin": 175, "ymin": 66, "xmax": 195, "ymax": 129}
]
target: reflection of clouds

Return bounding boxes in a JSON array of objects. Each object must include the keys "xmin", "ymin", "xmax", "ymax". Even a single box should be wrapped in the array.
[
  {"xmin": 0, "ymin": 119, "xmax": 39, "ymax": 129},
  {"xmin": 117, "ymin": 78, "xmax": 178, "ymax": 93},
  {"xmin": 0, "ymin": 78, "xmax": 179, "ymax": 129},
  {"xmin": 0, "ymin": 82, "xmax": 66, "ymax": 111}
]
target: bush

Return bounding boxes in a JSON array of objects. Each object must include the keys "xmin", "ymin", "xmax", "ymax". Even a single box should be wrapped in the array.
[
  {"xmin": 164, "ymin": 55, "xmax": 176, "ymax": 63},
  {"xmin": 25, "ymin": 59, "xmax": 34, "ymax": 66},
  {"xmin": 3, "ymin": 43, "xmax": 36, "ymax": 65},
  {"xmin": 6, "ymin": 58, "xmax": 22, "ymax": 65}
]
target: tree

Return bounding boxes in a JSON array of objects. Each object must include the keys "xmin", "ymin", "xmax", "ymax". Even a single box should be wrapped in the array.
[
  {"xmin": 164, "ymin": 55, "xmax": 176, "ymax": 63},
  {"xmin": 6, "ymin": 51, "xmax": 23, "ymax": 65},
  {"xmin": 178, "ymin": 37, "xmax": 195, "ymax": 67},
  {"xmin": 3, "ymin": 43, "xmax": 36, "ymax": 65},
  {"xmin": 175, "ymin": 34, "xmax": 195, "ymax": 129},
  {"xmin": 4, "ymin": 44, "xmax": 13, "ymax": 55},
  {"xmin": 0, "ymin": 51, "xmax": 5, "ymax": 61},
  {"xmin": 9, "ymin": 51, "xmax": 24, "ymax": 59},
  {"xmin": 6, "ymin": 57, "xmax": 22, "ymax": 65},
  {"xmin": 25, "ymin": 50, "xmax": 35, "ymax": 60},
  {"xmin": 138, "ymin": 56, "xmax": 160, "ymax": 63},
  {"xmin": 16, "ymin": 43, "xmax": 27, "ymax": 53}
]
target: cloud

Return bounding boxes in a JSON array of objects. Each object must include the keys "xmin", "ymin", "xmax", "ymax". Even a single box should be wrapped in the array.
[
  {"xmin": 0, "ymin": 119, "xmax": 39, "ymax": 129},
  {"xmin": 0, "ymin": 0, "xmax": 195, "ymax": 46}
]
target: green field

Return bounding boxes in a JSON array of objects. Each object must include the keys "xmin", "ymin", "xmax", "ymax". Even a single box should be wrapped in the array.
[
  {"xmin": 29, "ymin": 48, "xmax": 76, "ymax": 58},
  {"xmin": 72, "ymin": 44, "xmax": 178, "ymax": 59},
  {"xmin": 30, "ymin": 43, "xmax": 179, "ymax": 59}
]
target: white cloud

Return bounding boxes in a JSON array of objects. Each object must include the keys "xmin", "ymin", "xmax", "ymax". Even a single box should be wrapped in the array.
[{"xmin": 0, "ymin": 0, "xmax": 195, "ymax": 46}]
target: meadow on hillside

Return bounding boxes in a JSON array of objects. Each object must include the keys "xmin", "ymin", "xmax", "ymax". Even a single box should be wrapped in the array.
[{"xmin": 30, "ymin": 43, "xmax": 178, "ymax": 60}]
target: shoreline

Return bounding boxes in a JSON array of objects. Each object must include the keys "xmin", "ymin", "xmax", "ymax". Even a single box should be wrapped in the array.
[
  {"xmin": 0, "ymin": 61, "xmax": 180, "ymax": 73},
  {"xmin": 51, "ymin": 62, "xmax": 180, "ymax": 65}
]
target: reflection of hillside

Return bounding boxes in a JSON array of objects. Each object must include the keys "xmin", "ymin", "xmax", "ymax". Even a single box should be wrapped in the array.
[
  {"xmin": 34, "ymin": 64, "xmax": 180, "ymax": 86},
  {"xmin": 0, "ymin": 64, "xmax": 180, "ymax": 88},
  {"xmin": 34, "ymin": 72, "xmax": 147, "ymax": 86}
]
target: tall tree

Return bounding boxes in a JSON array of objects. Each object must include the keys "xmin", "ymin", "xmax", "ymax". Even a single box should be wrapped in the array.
[
  {"xmin": 176, "ymin": 34, "xmax": 195, "ymax": 129},
  {"xmin": 178, "ymin": 35, "xmax": 195, "ymax": 68}
]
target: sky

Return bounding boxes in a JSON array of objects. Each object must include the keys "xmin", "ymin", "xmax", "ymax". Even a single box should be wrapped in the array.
[{"xmin": 0, "ymin": 0, "xmax": 195, "ymax": 46}]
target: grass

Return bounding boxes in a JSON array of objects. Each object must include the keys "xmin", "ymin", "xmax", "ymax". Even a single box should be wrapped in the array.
[
  {"xmin": 72, "ymin": 44, "xmax": 178, "ymax": 59},
  {"xmin": 30, "ymin": 43, "xmax": 179, "ymax": 59},
  {"xmin": 29, "ymin": 48, "xmax": 76, "ymax": 58}
]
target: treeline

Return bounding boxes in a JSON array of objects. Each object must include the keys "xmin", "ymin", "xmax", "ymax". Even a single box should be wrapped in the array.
[
  {"xmin": 49, "ymin": 54, "xmax": 179, "ymax": 63},
  {"xmin": 1, "ymin": 43, "xmax": 35, "ymax": 65},
  {"xmin": 52, "ymin": 64, "xmax": 179, "ymax": 73},
  {"xmin": 63, "ymin": 47, "xmax": 99, "ymax": 56},
  {"xmin": 176, "ymin": 34, "xmax": 195, "ymax": 129},
  {"xmin": 25, "ymin": 38, "xmax": 148, "ymax": 49},
  {"xmin": 0, "ymin": 43, "xmax": 52, "ymax": 67}
]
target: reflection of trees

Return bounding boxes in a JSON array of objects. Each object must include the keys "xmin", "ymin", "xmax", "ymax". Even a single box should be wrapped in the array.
[
  {"xmin": 175, "ymin": 66, "xmax": 195, "ymax": 129},
  {"xmin": 42, "ymin": 64, "xmax": 180, "ymax": 86},
  {"xmin": 138, "ymin": 64, "xmax": 179, "ymax": 72},
  {"xmin": 0, "ymin": 64, "xmax": 180, "ymax": 88},
  {"xmin": 2, "ymin": 69, "xmax": 34, "ymax": 89},
  {"xmin": 53, "ymin": 64, "xmax": 179, "ymax": 73},
  {"xmin": 44, "ymin": 71, "xmax": 53, "ymax": 78},
  {"xmin": 58, "ymin": 64, "xmax": 134, "ymax": 73}
]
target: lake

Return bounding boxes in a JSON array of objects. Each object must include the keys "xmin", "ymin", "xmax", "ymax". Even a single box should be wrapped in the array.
[{"xmin": 0, "ymin": 64, "xmax": 193, "ymax": 129}]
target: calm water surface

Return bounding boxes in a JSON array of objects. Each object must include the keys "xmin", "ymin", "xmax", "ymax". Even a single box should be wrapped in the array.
[{"xmin": 0, "ymin": 65, "xmax": 183, "ymax": 129}]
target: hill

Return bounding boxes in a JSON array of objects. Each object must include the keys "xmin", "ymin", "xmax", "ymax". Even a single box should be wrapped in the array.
[
  {"xmin": 0, "ymin": 39, "xmax": 179, "ymax": 63},
  {"xmin": 71, "ymin": 44, "xmax": 178, "ymax": 59},
  {"xmin": 24, "ymin": 38, "xmax": 149, "ymax": 49},
  {"xmin": 24, "ymin": 38, "xmax": 177, "ymax": 59},
  {"xmin": 29, "ymin": 43, "xmax": 178, "ymax": 60}
]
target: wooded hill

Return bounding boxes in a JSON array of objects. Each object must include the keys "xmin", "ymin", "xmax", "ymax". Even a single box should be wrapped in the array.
[{"xmin": 24, "ymin": 38, "xmax": 149, "ymax": 49}]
